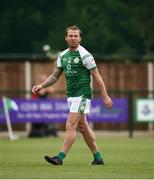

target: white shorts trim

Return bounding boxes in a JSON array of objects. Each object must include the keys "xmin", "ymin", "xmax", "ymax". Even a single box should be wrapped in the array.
[{"xmin": 67, "ymin": 96, "xmax": 91, "ymax": 114}]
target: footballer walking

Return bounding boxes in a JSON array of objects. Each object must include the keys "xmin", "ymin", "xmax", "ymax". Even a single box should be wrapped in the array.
[{"xmin": 32, "ymin": 25, "xmax": 113, "ymax": 165}]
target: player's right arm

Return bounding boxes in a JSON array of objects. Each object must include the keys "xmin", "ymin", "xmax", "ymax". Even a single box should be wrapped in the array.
[{"xmin": 32, "ymin": 67, "xmax": 63, "ymax": 95}]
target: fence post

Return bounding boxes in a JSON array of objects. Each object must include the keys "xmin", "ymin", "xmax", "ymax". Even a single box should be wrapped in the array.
[{"xmin": 128, "ymin": 91, "xmax": 134, "ymax": 138}]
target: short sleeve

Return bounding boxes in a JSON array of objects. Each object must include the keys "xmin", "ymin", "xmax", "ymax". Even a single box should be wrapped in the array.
[
  {"xmin": 82, "ymin": 54, "xmax": 96, "ymax": 70},
  {"xmin": 56, "ymin": 55, "xmax": 63, "ymax": 69}
]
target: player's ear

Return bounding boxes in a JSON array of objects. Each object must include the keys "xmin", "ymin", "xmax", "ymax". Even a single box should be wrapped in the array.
[
  {"xmin": 79, "ymin": 37, "xmax": 82, "ymax": 43},
  {"xmin": 65, "ymin": 36, "xmax": 67, "ymax": 41}
]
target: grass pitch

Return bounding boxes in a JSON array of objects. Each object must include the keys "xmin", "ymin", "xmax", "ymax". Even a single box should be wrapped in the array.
[{"xmin": 0, "ymin": 133, "xmax": 154, "ymax": 179}]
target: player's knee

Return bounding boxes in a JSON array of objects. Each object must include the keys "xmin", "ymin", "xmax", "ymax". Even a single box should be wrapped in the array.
[
  {"xmin": 66, "ymin": 121, "xmax": 77, "ymax": 131},
  {"xmin": 78, "ymin": 124, "xmax": 88, "ymax": 133}
]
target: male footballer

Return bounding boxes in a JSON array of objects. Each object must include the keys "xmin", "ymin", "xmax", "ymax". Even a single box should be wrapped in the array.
[{"xmin": 32, "ymin": 25, "xmax": 113, "ymax": 165}]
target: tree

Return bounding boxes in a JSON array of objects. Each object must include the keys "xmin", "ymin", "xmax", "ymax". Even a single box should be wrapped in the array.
[{"xmin": 0, "ymin": 0, "xmax": 154, "ymax": 62}]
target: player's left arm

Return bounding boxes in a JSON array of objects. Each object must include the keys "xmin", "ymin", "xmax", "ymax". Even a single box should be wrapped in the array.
[{"xmin": 90, "ymin": 68, "xmax": 113, "ymax": 109}]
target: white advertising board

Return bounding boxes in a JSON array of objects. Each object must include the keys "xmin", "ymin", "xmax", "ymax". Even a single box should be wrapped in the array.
[{"xmin": 136, "ymin": 99, "xmax": 154, "ymax": 122}]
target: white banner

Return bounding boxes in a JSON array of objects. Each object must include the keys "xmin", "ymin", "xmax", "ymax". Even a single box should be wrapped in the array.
[{"xmin": 136, "ymin": 99, "xmax": 154, "ymax": 122}]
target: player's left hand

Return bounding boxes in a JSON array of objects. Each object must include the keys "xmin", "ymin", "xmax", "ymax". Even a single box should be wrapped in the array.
[{"xmin": 103, "ymin": 96, "xmax": 113, "ymax": 109}]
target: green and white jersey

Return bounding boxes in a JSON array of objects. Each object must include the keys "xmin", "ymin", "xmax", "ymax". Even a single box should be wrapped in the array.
[{"xmin": 57, "ymin": 45, "xmax": 96, "ymax": 99}]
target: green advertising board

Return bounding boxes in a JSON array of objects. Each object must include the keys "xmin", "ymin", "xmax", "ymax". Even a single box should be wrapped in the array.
[{"xmin": 135, "ymin": 98, "xmax": 154, "ymax": 122}]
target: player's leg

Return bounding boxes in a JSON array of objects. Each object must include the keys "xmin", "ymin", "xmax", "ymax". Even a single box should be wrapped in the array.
[
  {"xmin": 78, "ymin": 115, "xmax": 98, "ymax": 152},
  {"xmin": 44, "ymin": 112, "xmax": 83, "ymax": 165},
  {"xmin": 60, "ymin": 112, "xmax": 83, "ymax": 154},
  {"xmin": 78, "ymin": 115, "xmax": 104, "ymax": 165}
]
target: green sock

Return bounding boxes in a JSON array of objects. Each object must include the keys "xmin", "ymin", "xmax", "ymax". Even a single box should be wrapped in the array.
[
  {"xmin": 93, "ymin": 152, "xmax": 102, "ymax": 161},
  {"xmin": 57, "ymin": 152, "xmax": 65, "ymax": 161}
]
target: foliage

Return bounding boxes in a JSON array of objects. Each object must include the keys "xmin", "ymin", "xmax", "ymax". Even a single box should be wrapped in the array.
[{"xmin": 0, "ymin": 0, "xmax": 154, "ymax": 62}]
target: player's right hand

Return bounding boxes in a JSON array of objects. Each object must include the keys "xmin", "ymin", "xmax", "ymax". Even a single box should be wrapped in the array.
[{"xmin": 32, "ymin": 85, "xmax": 42, "ymax": 95}]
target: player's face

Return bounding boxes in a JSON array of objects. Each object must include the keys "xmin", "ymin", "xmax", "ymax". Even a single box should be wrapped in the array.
[{"xmin": 65, "ymin": 30, "xmax": 81, "ymax": 50}]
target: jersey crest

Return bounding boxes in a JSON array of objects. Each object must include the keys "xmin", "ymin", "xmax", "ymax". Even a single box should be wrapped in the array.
[{"xmin": 74, "ymin": 57, "xmax": 79, "ymax": 64}]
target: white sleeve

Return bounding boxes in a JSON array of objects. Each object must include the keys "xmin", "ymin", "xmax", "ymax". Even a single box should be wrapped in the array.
[
  {"xmin": 82, "ymin": 54, "xmax": 96, "ymax": 70},
  {"xmin": 56, "ymin": 55, "xmax": 62, "ymax": 68}
]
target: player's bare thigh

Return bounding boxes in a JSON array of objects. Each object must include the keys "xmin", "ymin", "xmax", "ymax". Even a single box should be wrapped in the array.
[{"xmin": 66, "ymin": 112, "xmax": 84, "ymax": 130}]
